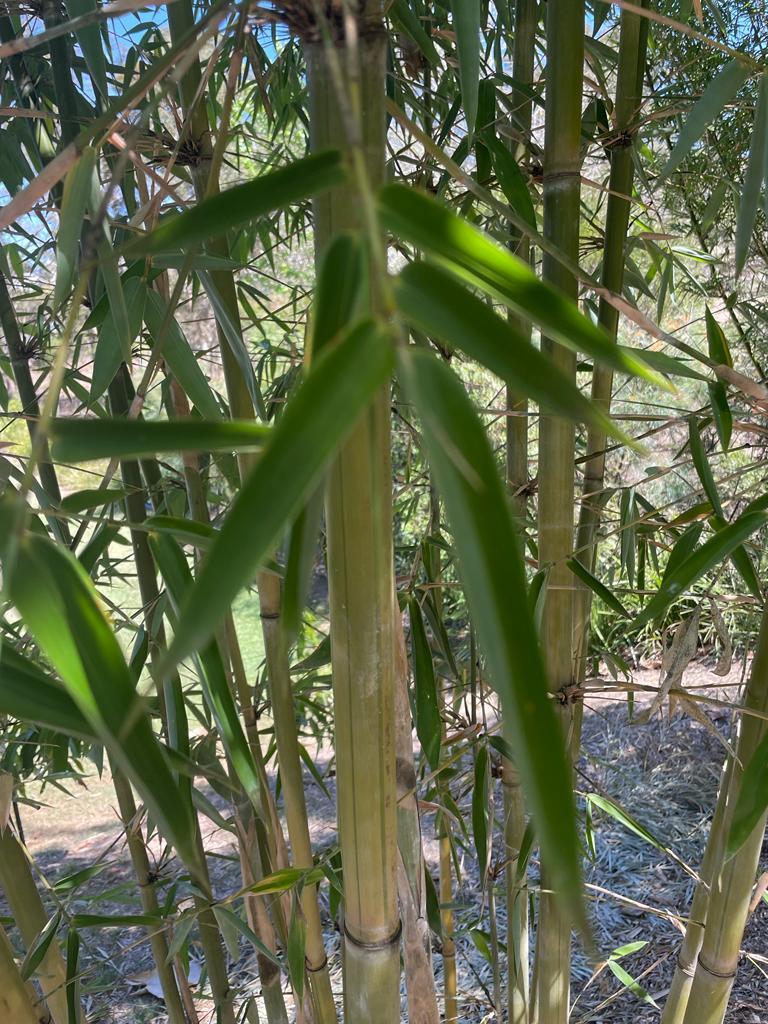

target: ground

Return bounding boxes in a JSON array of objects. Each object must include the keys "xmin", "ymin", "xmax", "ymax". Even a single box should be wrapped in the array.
[{"xmin": 6, "ymin": 657, "xmax": 768, "ymax": 1023}]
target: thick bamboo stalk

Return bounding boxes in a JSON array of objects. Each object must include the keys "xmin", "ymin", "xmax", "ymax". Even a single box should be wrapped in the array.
[
  {"xmin": 660, "ymin": 756, "xmax": 734, "ymax": 1024},
  {"xmin": 306, "ymin": 18, "xmax": 401, "ymax": 1019},
  {"xmin": 111, "ymin": 768, "xmax": 189, "ymax": 1024},
  {"xmin": 573, "ymin": 1, "xmax": 648, "ymax": 674},
  {"xmin": 534, "ymin": 3, "xmax": 584, "ymax": 1022},
  {"xmin": 504, "ymin": 5, "xmax": 537, "ymax": 1021},
  {"xmin": 0, "ymin": 829, "xmax": 73, "ymax": 1024},
  {"xmin": 679, "ymin": 606, "xmax": 768, "ymax": 1024},
  {"xmin": 0, "ymin": 921, "xmax": 41, "ymax": 1024},
  {"xmin": 394, "ymin": 597, "xmax": 439, "ymax": 1024}
]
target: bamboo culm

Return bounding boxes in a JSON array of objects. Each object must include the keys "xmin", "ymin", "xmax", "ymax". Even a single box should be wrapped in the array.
[{"xmin": 533, "ymin": 3, "xmax": 585, "ymax": 1022}]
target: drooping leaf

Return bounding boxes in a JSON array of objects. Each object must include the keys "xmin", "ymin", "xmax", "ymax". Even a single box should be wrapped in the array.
[
  {"xmin": 50, "ymin": 418, "xmax": 269, "ymax": 463},
  {"xmin": 634, "ymin": 511, "xmax": 768, "ymax": 628},
  {"xmin": 705, "ymin": 307, "xmax": 733, "ymax": 367},
  {"xmin": 379, "ymin": 184, "xmax": 661, "ymax": 385},
  {"xmin": 65, "ymin": 0, "xmax": 108, "ymax": 99},
  {"xmin": 480, "ymin": 130, "xmax": 537, "ymax": 228},
  {"xmin": 661, "ymin": 59, "xmax": 752, "ymax": 179},
  {"xmin": 159, "ymin": 320, "xmax": 394, "ymax": 673},
  {"xmin": 143, "ymin": 291, "xmax": 222, "ymax": 420},
  {"xmin": 21, "ymin": 911, "xmax": 61, "ymax": 980},
  {"xmin": 6, "ymin": 534, "xmax": 202, "ymax": 876},
  {"xmin": 394, "ymin": 260, "xmax": 628, "ymax": 440},
  {"xmin": 471, "ymin": 744, "xmax": 490, "ymax": 883},
  {"xmin": 567, "ymin": 558, "xmax": 629, "ymax": 617},
  {"xmin": 408, "ymin": 597, "xmax": 442, "ymax": 771},
  {"xmin": 707, "ymin": 382, "xmax": 732, "ymax": 451},
  {"xmin": 0, "ymin": 643, "xmax": 95, "ymax": 739},
  {"xmin": 735, "ymin": 75, "xmax": 768, "ymax": 277},
  {"xmin": 54, "ymin": 146, "xmax": 97, "ymax": 308},
  {"xmin": 150, "ymin": 533, "xmax": 264, "ymax": 814},
  {"xmin": 126, "ymin": 151, "xmax": 345, "ymax": 256},
  {"xmin": 688, "ymin": 416, "xmax": 723, "ymax": 517},
  {"xmin": 449, "ymin": 0, "xmax": 481, "ymax": 138},
  {"xmin": 399, "ymin": 345, "xmax": 586, "ymax": 932}
]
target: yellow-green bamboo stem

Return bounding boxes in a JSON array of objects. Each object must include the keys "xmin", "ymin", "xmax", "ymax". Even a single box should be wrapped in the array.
[
  {"xmin": 394, "ymin": 596, "xmax": 439, "ymax": 1024},
  {"xmin": 0, "ymin": 829, "xmax": 73, "ymax": 1024},
  {"xmin": 504, "ymin": 5, "xmax": 537, "ymax": 1021},
  {"xmin": 0, "ymin": 921, "xmax": 41, "ymax": 1024},
  {"xmin": 661, "ymin": 756, "xmax": 734, "ymax": 1024},
  {"xmin": 573, "ymin": 1, "xmax": 648, "ymax": 678},
  {"xmin": 680, "ymin": 606, "xmax": 768, "ymax": 1024},
  {"xmin": 534, "ymin": 3, "xmax": 584, "ymax": 1022},
  {"xmin": 306, "ymin": 18, "xmax": 401, "ymax": 1018},
  {"xmin": 438, "ymin": 791, "xmax": 458, "ymax": 1024},
  {"xmin": 111, "ymin": 768, "xmax": 188, "ymax": 1024}
]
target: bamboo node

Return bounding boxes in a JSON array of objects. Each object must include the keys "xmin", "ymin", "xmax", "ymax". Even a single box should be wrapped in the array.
[
  {"xmin": 306, "ymin": 955, "xmax": 329, "ymax": 973},
  {"xmin": 556, "ymin": 684, "xmax": 585, "ymax": 705},
  {"xmin": 697, "ymin": 955, "xmax": 737, "ymax": 981},
  {"xmin": 343, "ymin": 918, "xmax": 402, "ymax": 951}
]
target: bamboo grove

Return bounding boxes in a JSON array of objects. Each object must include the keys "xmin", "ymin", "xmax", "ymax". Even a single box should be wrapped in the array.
[{"xmin": 0, "ymin": 1, "xmax": 766, "ymax": 1022}]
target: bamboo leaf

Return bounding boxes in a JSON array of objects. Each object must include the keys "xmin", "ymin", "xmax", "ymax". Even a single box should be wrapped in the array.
[
  {"xmin": 6, "ymin": 534, "xmax": 202, "ymax": 876},
  {"xmin": 399, "ymin": 345, "xmax": 586, "ymax": 931},
  {"xmin": 379, "ymin": 184, "xmax": 662, "ymax": 385},
  {"xmin": 394, "ymin": 260, "xmax": 629, "ymax": 440},
  {"xmin": 54, "ymin": 146, "xmax": 97, "ymax": 308},
  {"xmin": 126, "ymin": 151, "xmax": 345, "ymax": 256},
  {"xmin": 91, "ymin": 276, "xmax": 146, "ymax": 402},
  {"xmin": 480, "ymin": 130, "xmax": 537, "ymax": 228},
  {"xmin": 705, "ymin": 307, "xmax": 732, "ymax": 367},
  {"xmin": 60, "ymin": 487, "xmax": 130, "ymax": 513},
  {"xmin": 211, "ymin": 906, "xmax": 281, "ymax": 968},
  {"xmin": 634, "ymin": 512, "xmax": 768, "ymax": 628},
  {"xmin": 150, "ymin": 533, "xmax": 264, "ymax": 814},
  {"xmin": 0, "ymin": 645, "xmax": 96, "ymax": 737},
  {"xmin": 707, "ymin": 382, "xmax": 732, "ymax": 451},
  {"xmin": 606, "ymin": 959, "xmax": 659, "ymax": 1008},
  {"xmin": 409, "ymin": 597, "xmax": 442, "ymax": 771},
  {"xmin": 159, "ymin": 320, "xmax": 394, "ymax": 673},
  {"xmin": 586, "ymin": 793, "xmax": 694, "ymax": 876},
  {"xmin": 390, "ymin": 0, "xmax": 439, "ymax": 64},
  {"xmin": 735, "ymin": 75, "xmax": 768, "ymax": 277},
  {"xmin": 143, "ymin": 291, "xmax": 222, "ymax": 420},
  {"xmin": 50, "ymin": 418, "xmax": 269, "ymax": 463},
  {"xmin": 661, "ymin": 59, "xmax": 752, "ymax": 179},
  {"xmin": 688, "ymin": 416, "xmax": 723, "ymax": 517},
  {"xmin": 567, "ymin": 558, "xmax": 629, "ymax": 617},
  {"xmin": 449, "ymin": 0, "xmax": 481, "ymax": 138},
  {"xmin": 287, "ymin": 904, "xmax": 307, "ymax": 1001},
  {"xmin": 471, "ymin": 745, "xmax": 490, "ymax": 882},
  {"xmin": 20, "ymin": 911, "xmax": 61, "ymax": 980},
  {"xmin": 65, "ymin": 0, "xmax": 108, "ymax": 99}
]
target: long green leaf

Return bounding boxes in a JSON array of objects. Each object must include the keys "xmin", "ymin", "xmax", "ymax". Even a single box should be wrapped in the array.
[
  {"xmin": 399, "ymin": 345, "xmax": 586, "ymax": 931},
  {"xmin": 0, "ymin": 645, "xmax": 95, "ymax": 738},
  {"xmin": 143, "ymin": 291, "xmax": 222, "ymax": 420},
  {"xmin": 150, "ymin": 533, "xmax": 264, "ymax": 814},
  {"xmin": 394, "ymin": 260, "xmax": 628, "ymax": 439},
  {"xmin": 379, "ymin": 183, "xmax": 661, "ymax": 385},
  {"xmin": 126, "ymin": 151, "xmax": 345, "ymax": 256},
  {"xmin": 6, "ymin": 534, "xmax": 202, "ymax": 876},
  {"xmin": 449, "ymin": 0, "xmax": 481, "ymax": 138},
  {"xmin": 661, "ymin": 59, "xmax": 752, "ymax": 179},
  {"xmin": 735, "ymin": 75, "xmax": 768, "ymax": 276},
  {"xmin": 567, "ymin": 558, "xmax": 629, "ymax": 617},
  {"xmin": 54, "ymin": 146, "xmax": 97, "ymax": 307},
  {"xmin": 409, "ymin": 597, "xmax": 442, "ymax": 771},
  {"xmin": 634, "ymin": 511, "xmax": 768, "ymax": 628},
  {"xmin": 50, "ymin": 418, "xmax": 269, "ymax": 463},
  {"xmin": 159, "ymin": 319, "xmax": 394, "ymax": 673}
]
